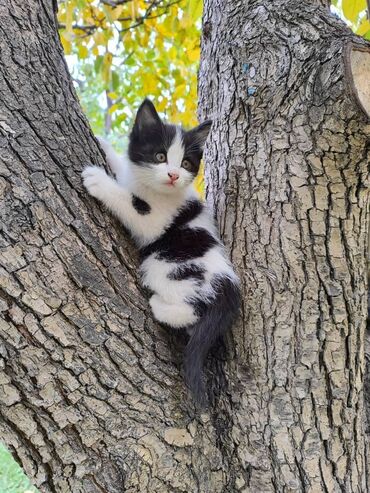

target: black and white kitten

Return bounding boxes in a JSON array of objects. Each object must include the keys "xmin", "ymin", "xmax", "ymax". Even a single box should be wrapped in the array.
[{"xmin": 82, "ymin": 99, "xmax": 240, "ymax": 405}]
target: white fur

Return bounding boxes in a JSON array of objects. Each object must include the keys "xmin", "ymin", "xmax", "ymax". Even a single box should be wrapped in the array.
[
  {"xmin": 150, "ymin": 294, "xmax": 198, "ymax": 328},
  {"xmin": 166, "ymin": 128, "xmax": 184, "ymax": 171},
  {"xmin": 82, "ymin": 161, "xmax": 194, "ymax": 247},
  {"xmin": 83, "ymin": 137, "xmax": 238, "ymax": 328}
]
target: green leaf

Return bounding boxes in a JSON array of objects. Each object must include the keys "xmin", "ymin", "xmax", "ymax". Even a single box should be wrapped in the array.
[
  {"xmin": 112, "ymin": 71, "xmax": 120, "ymax": 91},
  {"xmin": 94, "ymin": 55, "xmax": 103, "ymax": 74}
]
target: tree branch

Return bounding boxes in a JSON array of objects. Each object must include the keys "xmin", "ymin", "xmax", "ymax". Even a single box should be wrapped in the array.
[{"xmin": 58, "ymin": 0, "xmax": 180, "ymax": 39}]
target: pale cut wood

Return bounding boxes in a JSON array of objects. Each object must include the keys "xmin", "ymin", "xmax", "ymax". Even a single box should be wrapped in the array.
[{"xmin": 347, "ymin": 45, "xmax": 370, "ymax": 118}]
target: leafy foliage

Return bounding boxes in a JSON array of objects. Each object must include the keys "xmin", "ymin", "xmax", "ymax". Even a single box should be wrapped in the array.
[
  {"xmin": 58, "ymin": 0, "xmax": 202, "ymax": 136},
  {"xmin": 332, "ymin": 0, "xmax": 370, "ymax": 37},
  {"xmin": 58, "ymin": 0, "xmax": 370, "ymax": 144}
]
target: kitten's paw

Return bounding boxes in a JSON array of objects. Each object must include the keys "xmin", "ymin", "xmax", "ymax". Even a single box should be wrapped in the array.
[
  {"xmin": 96, "ymin": 136, "xmax": 111, "ymax": 154},
  {"xmin": 82, "ymin": 166, "xmax": 109, "ymax": 198}
]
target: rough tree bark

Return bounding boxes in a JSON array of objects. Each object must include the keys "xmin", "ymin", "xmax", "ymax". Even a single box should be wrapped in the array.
[{"xmin": 198, "ymin": 0, "xmax": 370, "ymax": 491}]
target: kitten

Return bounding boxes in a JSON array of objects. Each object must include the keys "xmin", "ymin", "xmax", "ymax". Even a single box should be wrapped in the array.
[{"xmin": 82, "ymin": 99, "xmax": 240, "ymax": 405}]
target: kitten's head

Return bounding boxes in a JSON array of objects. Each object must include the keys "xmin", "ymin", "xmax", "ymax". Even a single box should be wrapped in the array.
[{"xmin": 128, "ymin": 99, "xmax": 212, "ymax": 193}]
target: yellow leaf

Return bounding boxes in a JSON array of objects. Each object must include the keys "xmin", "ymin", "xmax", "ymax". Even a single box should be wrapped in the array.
[
  {"xmin": 187, "ymin": 46, "xmax": 200, "ymax": 62},
  {"xmin": 81, "ymin": 6, "xmax": 94, "ymax": 24},
  {"xmin": 108, "ymin": 103, "xmax": 119, "ymax": 114},
  {"xmin": 174, "ymin": 84, "xmax": 186, "ymax": 98},
  {"xmin": 356, "ymin": 19, "xmax": 370, "ymax": 35},
  {"xmin": 157, "ymin": 98, "xmax": 169, "ymax": 111},
  {"xmin": 180, "ymin": 13, "xmax": 191, "ymax": 29},
  {"xmin": 93, "ymin": 31, "xmax": 106, "ymax": 47},
  {"xmin": 111, "ymin": 5, "xmax": 125, "ymax": 20},
  {"xmin": 107, "ymin": 91, "xmax": 118, "ymax": 100},
  {"xmin": 168, "ymin": 47, "xmax": 177, "ymax": 58},
  {"xmin": 131, "ymin": 0, "xmax": 138, "ymax": 20},
  {"xmin": 96, "ymin": 9, "xmax": 106, "ymax": 22},
  {"xmin": 102, "ymin": 52, "xmax": 113, "ymax": 84},
  {"xmin": 78, "ymin": 45, "xmax": 89, "ymax": 59},
  {"xmin": 60, "ymin": 32, "xmax": 72, "ymax": 55},
  {"xmin": 65, "ymin": 0, "xmax": 75, "ymax": 33},
  {"xmin": 188, "ymin": 0, "xmax": 203, "ymax": 22},
  {"xmin": 342, "ymin": 0, "xmax": 366, "ymax": 23},
  {"xmin": 143, "ymin": 77, "xmax": 158, "ymax": 94}
]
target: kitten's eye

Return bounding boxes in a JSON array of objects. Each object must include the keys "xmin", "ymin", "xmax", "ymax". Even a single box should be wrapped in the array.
[
  {"xmin": 155, "ymin": 152, "xmax": 166, "ymax": 163},
  {"xmin": 181, "ymin": 159, "xmax": 193, "ymax": 171}
]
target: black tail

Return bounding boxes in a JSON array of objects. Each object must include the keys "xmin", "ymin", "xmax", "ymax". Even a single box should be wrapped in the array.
[{"xmin": 184, "ymin": 276, "xmax": 240, "ymax": 406}]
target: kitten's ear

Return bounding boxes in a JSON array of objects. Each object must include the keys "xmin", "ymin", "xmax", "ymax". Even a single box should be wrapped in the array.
[
  {"xmin": 188, "ymin": 120, "xmax": 213, "ymax": 150},
  {"xmin": 133, "ymin": 99, "xmax": 161, "ymax": 131}
]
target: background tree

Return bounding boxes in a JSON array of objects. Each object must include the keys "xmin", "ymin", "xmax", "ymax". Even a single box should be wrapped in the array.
[{"xmin": 58, "ymin": 0, "xmax": 202, "ymax": 138}]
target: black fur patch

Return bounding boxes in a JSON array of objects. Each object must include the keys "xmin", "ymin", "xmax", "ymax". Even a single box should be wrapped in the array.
[
  {"xmin": 128, "ymin": 101, "xmax": 205, "ymax": 177},
  {"xmin": 184, "ymin": 275, "xmax": 241, "ymax": 406},
  {"xmin": 172, "ymin": 200, "xmax": 203, "ymax": 228},
  {"xmin": 168, "ymin": 264, "xmax": 205, "ymax": 281},
  {"xmin": 129, "ymin": 122, "xmax": 177, "ymax": 166},
  {"xmin": 181, "ymin": 129, "xmax": 207, "ymax": 176},
  {"xmin": 132, "ymin": 195, "xmax": 151, "ymax": 215},
  {"xmin": 140, "ymin": 200, "xmax": 217, "ymax": 262},
  {"xmin": 142, "ymin": 227, "xmax": 217, "ymax": 262}
]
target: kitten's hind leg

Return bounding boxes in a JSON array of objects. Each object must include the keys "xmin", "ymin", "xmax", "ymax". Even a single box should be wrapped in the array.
[
  {"xmin": 149, "ymin": 295, "xmax": 198, "ymax": 328},
  {"xmin": 96, "ymin": 137, "xmax": 124, "ymax": 176}
]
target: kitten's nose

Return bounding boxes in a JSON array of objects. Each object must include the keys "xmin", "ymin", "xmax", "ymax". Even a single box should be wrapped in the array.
[{"xmin": 168, "ymin": 172, "xmax": 179, "ymax": 182}]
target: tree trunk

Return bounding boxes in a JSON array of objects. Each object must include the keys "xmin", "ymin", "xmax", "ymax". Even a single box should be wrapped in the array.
[
  {"xmin": 0, "ymin": 1, "xmax": 236, "ymax": 492},
  {"xmin": 198, "ymin": 0, "xmax": 370, "ymax": 491}
]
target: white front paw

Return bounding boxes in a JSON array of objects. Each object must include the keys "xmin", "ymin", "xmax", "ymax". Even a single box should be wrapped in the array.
[
  {"xmin": 82, "ymin": 166, "xmax": 110, "ymax": 199},
  {"xmin": 96, "ymin": 136, "xmax": 111, "ymax": 155}
]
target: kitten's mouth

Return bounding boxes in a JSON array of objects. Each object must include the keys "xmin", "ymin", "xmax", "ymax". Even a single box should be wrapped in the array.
[{"xmin": 165, "ymin": 181, "xmax": 176, "ymax": 187}]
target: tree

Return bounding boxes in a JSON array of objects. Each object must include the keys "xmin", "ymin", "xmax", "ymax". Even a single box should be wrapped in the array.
[
  {"xmin": 198, "ymin": 0, "xmax": 370, "ymax": 490},
  {"xmin": 0, "ymin": 2, "xmax": 369, "ymax": 493}
]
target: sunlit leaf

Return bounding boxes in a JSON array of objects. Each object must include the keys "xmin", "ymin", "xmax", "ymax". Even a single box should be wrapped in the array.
[
  {"xmin": 108, "ymin": 103, "xmax": 120, "ymax": 114},
  {"xmin": 102, "ymin": 52, "xmax": 113, "ymax": 84},
  {"xmin": 65, "ymin": 0, "xmax": 75, "ymax": 33},
  {"xmin": 356, "ymin": 19, "xmax": 370, "ymax": 35},
  {"xmin": 60, "ymin": 32, "xmax": 72, "ymax": 55},
  {"xmin": 188, "ymin": 0, "xmax": 203, "ymax": 22},
  {"xmin": 78, "ymin": 45, "xmax": 89, "ymax": 59},
  {"xmin": 342, "ymin": 0, "xmax": 366, "ymax": 23}
]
